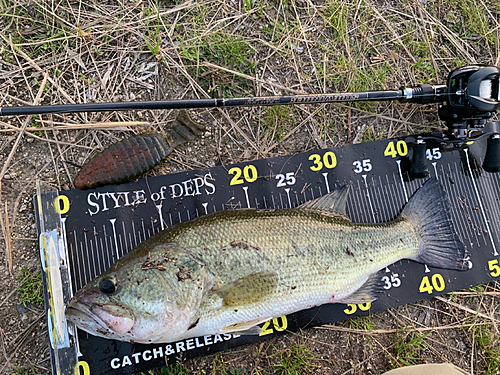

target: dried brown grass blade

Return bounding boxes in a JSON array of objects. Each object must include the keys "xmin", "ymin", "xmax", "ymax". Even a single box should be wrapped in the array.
[
  {"xmin": 4, "ymin": 203, "xmax": 12, "ymax": 275},
  {"xmin": 0, "ymin": 206, "xmax": 7, "ymax": 274},
  {"xmin": 202, "ymin": 61, "xmax": 305, "ymax": 95},
  {"xmin": 0, "ymin": 120, "xmax": 93, "ymax": 149},
  {"xmin": 434, "ymin": 295, "xmax": 500, "ymax": 323},
  {"xmin": 0, "ymin": 72, "xmax": 48, "ymax": 180},
  {"xmin": 0, "ymin": 34, "xmax": 75, "ymax": 103},
  {"xmin": 317, "ymin": 321, "xmax": 491, "ymax": 335},
  {"xmin": 0, "ymin": 121, "xmax": 150, "ymax": 132}
]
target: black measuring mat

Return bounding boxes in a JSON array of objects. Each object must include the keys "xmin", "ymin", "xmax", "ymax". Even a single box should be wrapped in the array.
[{"xmin": 37, "ymin": 135, "xmax": 500, "ymax": 374}]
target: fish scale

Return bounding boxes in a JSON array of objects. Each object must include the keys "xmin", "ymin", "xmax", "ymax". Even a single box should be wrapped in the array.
[{"xmin": 66, "ymin": 178, "xmax": 468, "ymax": 344}]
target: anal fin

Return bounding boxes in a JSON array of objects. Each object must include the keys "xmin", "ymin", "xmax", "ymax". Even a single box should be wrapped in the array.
[{"xmin": 337, "ymin": 273, "xmax": 383, "ymax": 304}]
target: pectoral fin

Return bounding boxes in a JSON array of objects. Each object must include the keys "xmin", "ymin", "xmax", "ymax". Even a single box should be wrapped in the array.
[
  {"xmin": 221, "ymin": 317, "xmax": 270, "ymax": 335},
  {"xmin": 212, "ymin": 271, "xmax": 278, "ymax": 308}
]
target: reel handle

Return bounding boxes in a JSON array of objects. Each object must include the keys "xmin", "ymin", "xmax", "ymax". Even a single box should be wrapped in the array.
[{"xmin": 483, "ymin": 133, "xmax": 500, "ymax": 173}]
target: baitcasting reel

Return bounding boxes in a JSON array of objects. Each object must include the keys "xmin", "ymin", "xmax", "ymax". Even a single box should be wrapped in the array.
[{"xmin": 404, "ymin": 65, "xmax": 500, "ymax": 176}]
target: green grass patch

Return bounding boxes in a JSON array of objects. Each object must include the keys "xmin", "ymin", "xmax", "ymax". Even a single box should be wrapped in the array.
[
  {"xmin": 464, "ymin": 319, "xmax": 500, "ymax": 375},
  {"xmin": 179, "ymin": 28, "xmax": 255, "ymax": 97},
  {"xmin": 17, "ymin": 268, "xmax": 44, "ymax": 306},
  {"xmin": 362, "ymin": 125, "xmax": 385, "ymax": 142},
  {"xmin": 261, "ymin": 105, "xmax": 295, "ymax": 142},
  {"xmin": 30, "ymin": 115, "xmax": 43, "ymax": 137},
  {"xmin": 272, "ymin": 343, "xmax": 320, "ymax": 374},
  {"xmin": 348, "ymin": 315, "xmax": 375, "ymax": 331},
  {"xmin": 392, "ymin": 327, "xmax": 429, "ymax": 367},
  {"xmin": 469, "ymin": 285, "xmax": 485, "ymax": 293},
  {"xmin": 0, "ymin": 2, "xmax": 72, "ymax": 57},
  {"xmin": 323, "ymin": 0, "xmax": 349, "ymax": 45},
  {"xmin": 459, "ymin": 0, "xmax": 497, "ymax": 44},
  {"xmin": 412, "ymin": 59, "xmax": 438, "ymax": 84},
  {"xmin": 348, "ymin": 315, "xmax": 375, "ymax": 342},
  {"xmin": 468, "ymin": 285, "xmax": 485, "ymax": 302},
  {"xmin": 211, "ymin": 352, "xmax": 226, "ymax": 374},
  {"xmin": 172, "ymin": 1, "xmax": 259, "ymax": 97},
  {"xmin": 143, "ymin": 362, "xmax": 189, "ymax": 375},
  {"xmin": 143, "ymin": 5, "xmax": 162, "ymax": 58},
  {"xmin": 10, "ymin": 365, "xmax": 46, "ymax": 375}
]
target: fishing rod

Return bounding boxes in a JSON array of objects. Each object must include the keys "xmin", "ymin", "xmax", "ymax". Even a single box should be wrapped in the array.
[
  {"xmin": 0, "ymin": 66, "xmax": 496, "ymax": 118},
  {"xmin": 0, "ymin": 85, "xmax": 442, "ymax": 115},
  {"xmin": 2, "ymin": 64, "xmax": 500, "ymax": 179},
  {"xmin": 0, "ymin": 65, "xmax": 498, "ymax": 131}
]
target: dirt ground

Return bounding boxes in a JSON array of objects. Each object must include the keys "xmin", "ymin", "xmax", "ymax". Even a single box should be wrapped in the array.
[{"xmin": 0, "ymin": 0, "xmax": 499, "ymax": 374}]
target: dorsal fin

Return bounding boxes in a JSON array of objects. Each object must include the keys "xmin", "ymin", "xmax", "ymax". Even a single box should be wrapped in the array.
[{"xmin": 297, "ymin": 184, "xmax": 350, "ymax": 217}]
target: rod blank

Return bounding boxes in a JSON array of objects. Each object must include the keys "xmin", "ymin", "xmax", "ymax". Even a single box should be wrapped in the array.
[
  {"xmin": 0, "ymin": 83, "xmax": 451, "ymax": 117},
  {"xmin": 0, "ymin": 90, "xmax": 412, "ymax": 116}
]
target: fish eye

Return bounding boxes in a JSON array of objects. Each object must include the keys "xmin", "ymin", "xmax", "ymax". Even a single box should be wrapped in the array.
[{"xmin": 99, "ymin": 278, "xmax": 116, "ymax": 294}]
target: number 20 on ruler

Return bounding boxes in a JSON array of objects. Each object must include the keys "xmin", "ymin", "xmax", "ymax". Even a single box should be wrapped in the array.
[
  {"xmin": 228, "ymin": 165, "xmax": 258, "ymax": 185},
  {"xmin": 259, "ymin": 316, "xmax": 288, "ymax": 336}
]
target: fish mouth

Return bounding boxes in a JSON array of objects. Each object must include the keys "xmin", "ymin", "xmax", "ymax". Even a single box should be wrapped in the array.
[
  {"xmin": 66, "ymin": 298, "xmax": 135, "ymax": 339},
  {"xmin": 66, "ymin": 301, "xmax": 113, "ymax": 338}
]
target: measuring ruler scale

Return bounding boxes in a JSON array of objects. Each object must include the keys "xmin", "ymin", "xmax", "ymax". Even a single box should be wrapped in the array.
[{"xmin": 36, "ymin": 135, "xmax": 500, "ymax": 375}]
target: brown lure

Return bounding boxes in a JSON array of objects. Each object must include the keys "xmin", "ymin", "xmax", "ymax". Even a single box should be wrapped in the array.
[{"xmin": 74, "ymin": 110, "xmax": 205, "ymax": 189}]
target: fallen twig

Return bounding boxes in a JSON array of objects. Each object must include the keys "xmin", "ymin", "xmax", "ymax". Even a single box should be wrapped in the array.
[
  {"xmin": 317, "ymin": 321, "xmax": 491, "ymax": 335},
  {"xmin": 0, "ymin": 120, "xmax": 149, "ymax": 132},
  {"xmin": 0, "ymin": 73, "xmax": 48, "ymax": 181},
  {"xmin": 4, "ymin": 203, "xmax": 12, "ymax": 275}
]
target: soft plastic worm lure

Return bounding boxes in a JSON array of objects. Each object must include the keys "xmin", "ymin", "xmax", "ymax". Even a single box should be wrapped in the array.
[{"xmin": 74, "ymin": 110, "xmax": 205, "ymax": 189}]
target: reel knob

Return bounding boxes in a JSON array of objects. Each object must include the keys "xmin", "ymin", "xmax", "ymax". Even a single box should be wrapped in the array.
[
  {"xmin": 409, "ymin": 138, "xmax": 429, "ymax": 178},
  {"xmin": 483, "ymin": 133, "xmax": 500, "ymax": 173}
]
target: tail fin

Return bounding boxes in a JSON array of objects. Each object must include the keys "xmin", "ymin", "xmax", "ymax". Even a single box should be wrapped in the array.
[{"xmin": 402, "ymin": 178, "xmax": 469, "ymax": 271}]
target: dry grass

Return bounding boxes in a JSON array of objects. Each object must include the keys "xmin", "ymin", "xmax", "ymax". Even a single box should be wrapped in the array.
[{"xmin": 0, "ymin": 0, "xmax": 499, "ymax": 374}]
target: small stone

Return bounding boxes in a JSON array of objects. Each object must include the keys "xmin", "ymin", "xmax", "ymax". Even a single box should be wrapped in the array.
[
  {"xmin": 21, "ymin": 313, "xmax": 29, "ymax": 324},
  {"xmin": 17, "ymin": 304, "xmax": 29, "ymax": 314}
]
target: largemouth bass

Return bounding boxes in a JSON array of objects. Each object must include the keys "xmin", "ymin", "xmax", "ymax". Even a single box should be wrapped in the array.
[{"xmin": 66, "ymin": 178, "xmax": 468, "ymax": 344}]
